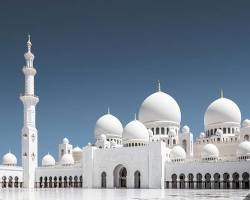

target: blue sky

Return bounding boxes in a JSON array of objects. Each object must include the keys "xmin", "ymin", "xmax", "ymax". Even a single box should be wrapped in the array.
[{"xmin": 0, "ymin": 1, "xmax": 250, "ymax": 163}]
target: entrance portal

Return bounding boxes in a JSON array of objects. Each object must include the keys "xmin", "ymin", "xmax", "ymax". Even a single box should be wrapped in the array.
[{"xmin": 113, "ymin": 165, "xmax": 127, "ymax": 188}]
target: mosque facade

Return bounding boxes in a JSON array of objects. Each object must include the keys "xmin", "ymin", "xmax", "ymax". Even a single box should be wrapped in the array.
[{"xmin": 0, "ymin": 37, "xmax": 250, "ymax": 189}]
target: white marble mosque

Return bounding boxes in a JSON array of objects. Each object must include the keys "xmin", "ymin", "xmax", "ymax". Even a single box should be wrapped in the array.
[{"xmin": 0, "ymin": 36, "xmax": 250, "ymax": 190}]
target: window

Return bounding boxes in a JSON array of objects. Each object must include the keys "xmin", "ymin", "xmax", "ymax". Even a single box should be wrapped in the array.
[
  {"xmin": 156, "ymin": 128, "xmax": 159, "ymax": 135},
  {"xmin": 232, "ymin": 128, "xmax": 234, "ymax": 133},
  {"xmin": 223, "ymin": 128, "xmax": 226, "ymax": 134},
  {"xmin": 167, "ymin": 128, "xmax": 169, "ymax": 135},
  {"xmin": 228, "ymin": 128, "xmax": 231, "ymax": 133},
  {"xmin": 161, "ymin": 128, "xmax": 165, "ymax": 135}
]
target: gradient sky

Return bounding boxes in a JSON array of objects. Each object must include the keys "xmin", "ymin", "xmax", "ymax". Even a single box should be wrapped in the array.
[{"xmin": 0, "ymin": 1, "xmax": 250, "ymax": 164}]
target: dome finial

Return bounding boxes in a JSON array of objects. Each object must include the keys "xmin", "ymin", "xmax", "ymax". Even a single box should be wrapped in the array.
[
  {"xmin": 158, "ymin": 80, "xmax": 161, "ymax": 92},
  {"xmin": 27, "ymin": 33, "xmax": 32, "ymax": 52},
  {"xmin": 134, "ymin": 113, "xmax": 137, "ymax": 120},
  {"xmin": 107, "ymin": 107, "xmax": 110, "ymax": 114},
  {"xmin": 220, "ymin": 88, "xmax": 223, "ymax": 98}
]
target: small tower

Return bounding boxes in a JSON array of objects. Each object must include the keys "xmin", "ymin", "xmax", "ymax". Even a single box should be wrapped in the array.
[
  {"xmin": 20, "ymin": 35, "xmax": 39, "ymax": 188},
  {"xmin": 58, "ymin": 138, "xmax": 73, "ymax": 160}
]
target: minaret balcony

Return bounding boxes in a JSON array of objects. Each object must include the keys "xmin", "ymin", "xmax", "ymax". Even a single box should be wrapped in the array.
[
  {"xmin": 20, "ymin": 94, "xmax": 39, "ymax": 106},
  {"xmin": 23, "ymin": 67, "xmax": 36, "ymax": 76}
]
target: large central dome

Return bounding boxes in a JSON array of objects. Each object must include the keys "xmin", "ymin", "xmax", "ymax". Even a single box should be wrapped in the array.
[
  {"xmin": 138, "ymin": 91, "xmax": 181, "ymax": 124},
  {"xmin": 204, "ymin": 97, "xmax": 241, "ymax": 128}
]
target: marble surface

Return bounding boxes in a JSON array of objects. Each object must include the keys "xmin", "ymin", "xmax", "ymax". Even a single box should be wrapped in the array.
[{"xmin": 0, "ymin": 189, "xmax": 249, "ymax": 200}]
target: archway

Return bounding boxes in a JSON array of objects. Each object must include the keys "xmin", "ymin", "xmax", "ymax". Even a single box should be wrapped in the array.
[
  {"xmin": 101, "ymin": 172, "xmax": 107, "ymax": 188},
  {"xmin": 214, "ymin": 173, "xmax": 220, "ymax": 189},
  {"xmin": 242, "ymin": 172, "xmax": 249, "ymax": 189},
  {"xmin": 39, "ymin": 177, "xmax": 43, "ymax": 188},
  {"xmin": 171, "ymin": 174, "xmax": 177, "ymax": 189},
  {"xmin": 74, "ymin": 176, "xmax": 78, "ymax": 188},
  {"xmin": 58, "ymin": 176, "xmax": 62, "ymax": 188},
  {"xmin": 205, "ymin": 173, "xmax": 211, "ymax": 189},
  {"xmin": 196, "ymin": 173, "xmax": 202, "ymax": 189},
  {"xmin": 14, "ymin": 176, "xmax": 19, "ymax": 188},
  {"xmin": 223, "ymin": 173, "xmax": 230, "ymax": 189},
  {"xmin": 232, "ymin": 173, "xmax": 239, "ymax": 189},
  {"xmin": 113, "ymin": 165, "xmax": 127, "ymax": 188},
  {"xmin": 49, "ymin": 176, "xmax": 53, "ymax": 188},
  {"xmin": 179, "ymin": 174, "xmax": 185, "ymax": 189},
  {"xmin": 134, "ymin": 171, "xmax": 141, "ymax": 188},
  {"xmin": 54, "ymin": 177, "xmax": 57, "ymax": 188},
  {"xmin": 188, "ymin": 173, "xmax": 194, "ymax": 189},
  {"xmin": 8, "ymin": 176, "xmax": 13, "ymax": 188}
]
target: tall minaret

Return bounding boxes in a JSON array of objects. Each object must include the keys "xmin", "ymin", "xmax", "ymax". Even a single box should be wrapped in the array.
[{"xmin": 20, "ymin": 35, "xmax": 39, "ymax": 188}]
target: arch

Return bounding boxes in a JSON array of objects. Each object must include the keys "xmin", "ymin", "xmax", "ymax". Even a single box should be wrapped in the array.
[
  {"xmin": 44, "ymin": 176, "xmax": 48, "ymax": 188},
  {"xmin": 196, "ymin": 173, "xmax": 202, "ymax": 189},
  {"xmin": 59, "ymin": 176, "xmax": 62, "ymax": 188},
  {"xmin": 179, "ymin": 173, "xmax": 185, "ymax": 189},
  {"xmin": 205, "ymin": 173, "xmax": 211, "ymax": 189},
  {"xmin": 232, "ymin": 172, "xmax": 240, "ymax": 189},
  {"xmin": 188, "ymin": 173, "xmax": 194, "ymax": 189},
  {"xmin": 64, "ymin": 176, "xmax": 67, "ymax": 188},
  {"xmin": 49, "ymin": 176, "xmax": 53, "ymax": 188},
  {"xmin": 173, "ymin": 139, "xmax": 176, "ymax": 145},
  {"xmin": 39, "ymin": 177, "xmax": 43, "ymax": 188},
  {"xmin": 113, "ymin": 164, "xmax": 127, "ymax": 188},
  {"xmin": 101, "ymin": 172, "xmax": 107, "ymax": 188},
  {"xmin": 74, "ymin": 176, "xmax": 78, "ymax": 188},
  {"xmin": 182, "ymin": 139, "xmax": 187, "ymax": 152},
  {"xmin": 8, "ymin": 176, "xmax": 13, "ymax": 188},
  {"xmin": 54, "ymin": 176, "xmax": 57, "ymax": 188},
  {"xmin": 242, "ymin": 172, "xmax": 249, "ymax": 189},
  {"xmin": 213, "ymin": 173, "xmax": 221, "ymax": 189},
  {"xmin": 171, "ymin": 174, "xmax": 177, "ymax": 189},
  {"xmin": 134, "ymin": 171, "xmax": 141, "ymax": 189},
  {"xmin": 223, "ymin": 173, "xmax": 230, "ymax": 189},
  {"xmin": 2, "ymin": 176, "xmax": 7, "ymax": 188},
  {"xmin": 14, "ymin": 176, "xmax": 19, "ymax": 188},
  {"xmin": 79, "ymin": 175, "xmax": 83, "ymax": 187},
  {"xmin": 69, "ymin": 176, "xmax": 73, "ymax": 187}
]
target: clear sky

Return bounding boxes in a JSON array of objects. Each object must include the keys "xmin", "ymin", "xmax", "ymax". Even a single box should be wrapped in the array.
[{"xmin": 0, "ymin": 1, "xmax": 250, "ymax": 163}]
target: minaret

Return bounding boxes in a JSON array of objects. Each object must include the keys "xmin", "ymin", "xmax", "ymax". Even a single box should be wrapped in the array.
[{"xmin": 20, "ymin": 35, "xmax": 39, "ymax": 188}]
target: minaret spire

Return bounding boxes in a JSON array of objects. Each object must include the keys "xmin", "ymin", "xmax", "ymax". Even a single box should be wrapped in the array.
[
  {"xmin": 20, "ymin": 36, "xmax": 39, "ymax": 188},
  {"xmin": 134, "ymin": 113, "xmax": 137, "ymax": 120},
  {"xmin": 158, "ymin": 80, "xmax": 161, "ymax": 92},
  {"xmin": 27, "ymin": 34, "xmax": 32, "ymax": 52},
  {"xmin": 107, "ymin": 107, "xmax": 110, "ymax": 114},
  {"xmin": 221, "ymin": 88, "xmax": 224, "ymax": 98}
]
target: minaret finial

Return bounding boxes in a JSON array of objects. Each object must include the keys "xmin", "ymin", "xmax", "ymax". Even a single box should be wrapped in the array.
[
  {"xmin": 27, "ymin": 33, "xmax": 32, "ymax": 52},
  {"xmin": 107, "ymin": 107, "xmax": 110, "ymax": 114},
  {"xmin": 134, "ymin": 113, "xmax": 137, "ymax": 120},
  {"xmin": 158, "ymin": 80, "xmax": 161, "ymax": 92},
  {"xmin": 221, "ymin": 88, "xmax": 223, "ymax": 98}
]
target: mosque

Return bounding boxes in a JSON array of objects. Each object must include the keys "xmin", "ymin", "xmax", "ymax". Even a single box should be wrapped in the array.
[{"xmin": 0, "ymin": 37, "xmax": 250, "ymax": 189}]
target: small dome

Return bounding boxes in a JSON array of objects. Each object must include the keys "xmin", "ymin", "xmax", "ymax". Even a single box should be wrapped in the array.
[
  {"xmin": 201, "ymin": 144, "xmax": 219, "ymax": 160},
  {"xmin": 63, "ymin": 138, "xmax": 69, "ymax": 144},
  {"xmin": 170, "ymin": 146, "xmax": 186, "ymax": 162},
  {"xmin": 242, "ymin": 119, "xmax": 250, "ymax": 128},
  {"xmin": 95, "ymin": 113, "xmax": 123, "ymax": 138},
  {"xmin": 138, "ymin": 91, "xmax": 181, "ymax": 124},
  {"xmin": 182, "ymin": 125, "xmax": 190, "ymax": 134},
  {"xmin": 61, "ymin": 154, "xmax": 74, "ymax": 166},
  {"xmin": 200, "ymin": 132, "xmax": 205, "ymax": 138},
  {"xmin": 237, "ymin": 141, "xmax": 250, "ymax": 157},
  {"xmin": 123, "ymin": 120, "xmax": 149, "ymax": 142},
  {"xmin": 169, "ymin": 129, "xmax": 176, "ymax": 137},
  {"xmin": 42, "ymin": 153, "xmax": 55, "ymax": 167},
  {"xmin": 204, "ymin": 97, "xmax": 241, "ymax": 128},
  {"xmin": 73, "ymin": 146, "xmax": 82, "ymax": 152},
  {"xmin": 2, "ymin": 152, "xmax": 17, "ymax": 166}
]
